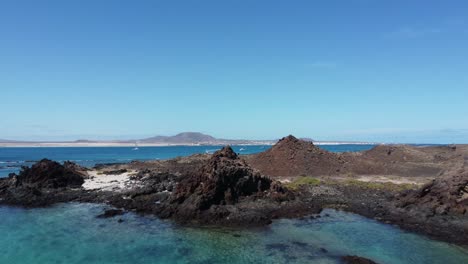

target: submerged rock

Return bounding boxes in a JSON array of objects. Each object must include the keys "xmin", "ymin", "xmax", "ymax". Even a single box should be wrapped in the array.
[
  {"xmin": 97, "ymin": 209, "xmax": 125, "ymax": 218},
  {"xmin": 341, "ymin": 255, "xmax": 378, "ymax": 264}
]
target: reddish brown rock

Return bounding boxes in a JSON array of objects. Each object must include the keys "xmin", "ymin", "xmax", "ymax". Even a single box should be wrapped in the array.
[
  {"xmin": 245, "ymin": 135, "xmax": 346, "ymax": 177},
  {"xmin": 245, "ymin": 136, "xmax": 457, "ymax": 178}
]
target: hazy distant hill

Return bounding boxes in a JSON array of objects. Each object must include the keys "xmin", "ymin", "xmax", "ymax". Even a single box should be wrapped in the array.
[
  {"xmin": 0, "ymin": 132, "xmax": 273, "ymax": 146},
  {"xmin": 140, "ymin": 132, "xmax": 217, "ymax": 144},
  {"xmin": 73, "ymin": 139, "xmax": 98, "ymax": 143},
  {"xmin": 0, "ymin": 139, "xmax": 21, "ymax": 143}
]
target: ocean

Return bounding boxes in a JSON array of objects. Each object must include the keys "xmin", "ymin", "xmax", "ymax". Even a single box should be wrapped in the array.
[
  {"xmin": 0, "ymin": 144, "xmax": 374, "ymax": 178},
  {"xmin": 1, "ymin": 145, "xmax": 467, "ymax": 263}
]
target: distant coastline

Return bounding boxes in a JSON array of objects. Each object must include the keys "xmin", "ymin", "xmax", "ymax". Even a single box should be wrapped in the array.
[
  {"xmin": 0, "ymin": 132, "xmax": 378, "ymax": 147},
  {"xmin": 0, "ymin": 141, "xmax": 378, "ymax": 148},
  {"xmin": 0, "ymin": 142, "xmax": 273, "ymax": 148}
]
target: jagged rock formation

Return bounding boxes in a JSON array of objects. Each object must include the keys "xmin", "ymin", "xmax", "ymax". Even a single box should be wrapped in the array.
[
  {"xmin": 361, "ymin": 168, "xmax": 468, "ymax": 244},
  {"xmin": 0, "ymin": 159, "xmax": 88, "ymax": 207},
  {"xmin": 0, "ymin": 149, "xmax": 295, "ymax": 226},
  {"xmin": 169, "ymin": 146, "xmax": 272, "ymax": 212},
  {"xmin": 396, "ymin": 170, "xmax": 468, "ymax": 216},
  {"xmin": 8, "ymin": 159, "xmax": 86, "ymax": 189},
  {"xmin": 245, "ymin": 135, "xmax": 346, "ymax": 177},
  {"xmin": 105, "ymin": 146, "xmax": 296, "ymax": 226}
]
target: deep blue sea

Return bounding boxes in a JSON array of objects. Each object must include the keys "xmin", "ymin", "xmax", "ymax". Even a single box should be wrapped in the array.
[{"xmin": 1, "ymin": 145, "xmax": 468, "ymax": 263}]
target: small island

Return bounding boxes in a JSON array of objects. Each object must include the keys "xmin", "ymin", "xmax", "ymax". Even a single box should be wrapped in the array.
[{"xmin": 1, "ymin": 135, "xmax": 467, "ymax": 246}]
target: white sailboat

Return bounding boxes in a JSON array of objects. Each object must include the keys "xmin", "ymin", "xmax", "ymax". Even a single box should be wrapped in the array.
[{"xmin": 132, "ymin": 142, "xmax": 139, "ymax": 150}]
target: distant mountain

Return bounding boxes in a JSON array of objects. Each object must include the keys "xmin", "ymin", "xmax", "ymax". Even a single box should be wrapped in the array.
[
  {"xmin": 0, "ymin": 139, "xmax": 21, "ymax": 143},
  {"xmin": 73, "ymin": 139, "xmax": 98, "ymax": 143},
  {"xmin": 0, "ymin": 132, "xmax": 273, "ymax": 146},
  {"xmin": 138, "ymin": 132, "xmax": 276, "ymax": 145},
  {"xmin": 140, "ymin": 132, "xmax": 218, "ymax": 144}
]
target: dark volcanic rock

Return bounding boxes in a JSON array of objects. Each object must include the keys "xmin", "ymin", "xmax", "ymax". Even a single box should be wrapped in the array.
[
  {"xmin": 396, "ymin": 170, "xmax": 468, "ymax": 216},
  {"xmin": 104, "ymin": 146, "xmax": 297, "ymax": 227},
  {"xmin": 341, "ymin": 255, "xmax": 378, "ymax": 264},
  {"xmin": 0, "ymin": 159, "xmax": 88, "ymax": 207},
  {"xmin": 102, "ymin": 147, "xmax": 302, "ymax": 226},
  {"xmin": 97, "ymin": 209, "xmax": 125, "ymax": 218},
  {"xmin": 169, "ymin": 146, "xmax": 272, "ymax": 212},
  {"xmin": 362, "ymin": 169, "xmax": 468, "ymax": 245},
  {"xmin": 11, "ymin": 159, "xmax": 86, "ymax": 189}
]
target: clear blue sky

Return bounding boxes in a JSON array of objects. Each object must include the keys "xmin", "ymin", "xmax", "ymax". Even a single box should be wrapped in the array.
[{"xmin": 1, "ymin": 0, "xmax": 467, "ymax": 143}]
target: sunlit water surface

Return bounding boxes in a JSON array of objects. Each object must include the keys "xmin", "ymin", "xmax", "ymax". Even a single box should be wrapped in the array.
[
  {"xmin": 2, "ymin": 144, "xmax": 465, "ymax": 264},
  {"xmin": 1, "ymin": 204, "xmax": 467, "ymax": 264}
]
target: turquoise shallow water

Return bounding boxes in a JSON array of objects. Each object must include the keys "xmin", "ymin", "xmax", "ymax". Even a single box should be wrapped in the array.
[
  {"xmin": 1, "ymin": 204, "xmax": 467, "ymax": 264},
  {"xmin": 2, "ymin": 144, "xmax": 464, "ymax": 263}
]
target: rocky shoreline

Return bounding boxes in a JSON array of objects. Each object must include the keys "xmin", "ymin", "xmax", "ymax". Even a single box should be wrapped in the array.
[{"xmin": 1, "ymin": 136, "xmax": 467, "ymax": 247}]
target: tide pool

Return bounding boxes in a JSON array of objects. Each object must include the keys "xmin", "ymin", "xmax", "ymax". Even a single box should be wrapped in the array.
[{"xmin": 1, "ymin": 203, "xmax": 467, "ymax": 264}]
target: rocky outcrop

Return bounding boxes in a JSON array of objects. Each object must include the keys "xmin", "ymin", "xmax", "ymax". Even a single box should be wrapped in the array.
[
  {"xmin": 168, "ymin": 146, "xmax": 273, "ymax": 213},
  {"xmin": 0, "ymin": 159, "xmax": 87, "ymax": 207},
  {"xmin": 355, "ymin": 144, "xmax": 464, "ymax": 177},
  {"xmin": 0, "ymin": 150, "xmax": 297, "ymax": 226},
  {"xmin": 362, "ymin": 144, "xmax": 461, "ymax": 164},
  {"xmin": 9, "ymin": 159, "xmax": 86, "ymax": 189},
  {"xmin": 103, "ymin": 146, "xmax": 299, "ymax": 226},
  {"xmin": 245, "ymin": 135, "xmax": 347, "ymax": 177},
  {"xmin": 246, "ymin": 136, "xmax": 459, "ymax": 178},
  {"xmin": 99, "ymin": 146, "xmax": 299, "ymax": 226},
  {"xmin": 364, "ymin": 169, "xmax": 468, "ymax": 244},
  {"xmin": 395, "ymin": 170, "xmax": 468, "ymax": 217},
  {"xmin": 362, "ymin": 145, "xmax": 433, "ymax": 163}
]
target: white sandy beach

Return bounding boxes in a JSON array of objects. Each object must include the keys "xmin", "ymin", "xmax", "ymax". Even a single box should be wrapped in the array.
[{"xmin": 83, "ymin": 170, "xmax": 141, "ymax": 192}]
